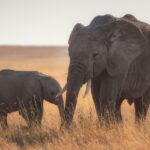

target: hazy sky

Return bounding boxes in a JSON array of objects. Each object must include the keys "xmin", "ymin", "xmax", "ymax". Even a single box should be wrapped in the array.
[{"xmin": 0, "ymin": 0, "xmax": 150, "ymax": 46}]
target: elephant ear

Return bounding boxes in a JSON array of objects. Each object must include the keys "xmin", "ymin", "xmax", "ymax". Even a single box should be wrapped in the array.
[
  {"xmin": 104, "ymin": 20, "xmax": 147, "ymax": 76},
  {"xmin": 68, "ymin": 23, "xmax": 84, "ymax": 44}
]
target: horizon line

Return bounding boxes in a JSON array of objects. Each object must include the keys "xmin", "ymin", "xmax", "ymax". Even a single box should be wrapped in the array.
[{"xmin": 0, "ymin": 44, "xmax": 68, "ymax": 48}]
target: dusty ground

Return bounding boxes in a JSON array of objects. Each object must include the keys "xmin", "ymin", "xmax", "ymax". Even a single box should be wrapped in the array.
[{"xmin": 0, "ymin": 46, "xmax": 149, "ymax": 150}]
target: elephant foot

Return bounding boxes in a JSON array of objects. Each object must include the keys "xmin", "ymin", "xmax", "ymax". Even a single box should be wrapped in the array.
[
  {"xmin": 1, "ymin": 123, "xmax": 8, "ymax": 130},
  {"xmin": 26, "ymin": 120, "xmax": 42, "ymax": 129},
  {"xmin": 97, "ymin": 111, "xmax": 122, "ymax": 128},
  {"xmin": 60, "ymin": 120, "xmax": 77, "ymax": 131},
  {"xmin": 20, "ymin": 125, "xmax": 29, "ymax": 131},
  {"xmin": 135, "ymin": 116, "xmax": 146, "ymax": 125}
]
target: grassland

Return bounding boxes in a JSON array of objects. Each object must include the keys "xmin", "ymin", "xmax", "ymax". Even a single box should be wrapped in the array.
[{"xmin": 0, "ymin": 46, "xmax": 149, "ymax": 150}]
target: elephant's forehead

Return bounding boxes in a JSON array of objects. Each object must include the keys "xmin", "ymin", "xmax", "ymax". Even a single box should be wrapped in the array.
[
  {"xmin": 90, "ymin": 15, "xmax": 116, "ymax": 27},
  {"xmin": 69, "ymin": 45, "xmax": 92, "ymax": 57}
]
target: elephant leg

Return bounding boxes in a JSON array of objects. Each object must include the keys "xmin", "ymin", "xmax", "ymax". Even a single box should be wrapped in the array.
[
  {"xmin": 19, "ymin": 106, "xmax": 33, "ymax": 127},
  {"xmin": 98, "ymin": 73, "xmax": 124, "ymax": 125},
  {"xmin": 32, "ymin": 99, "xmax": 43, "ymax": 125},
  {"xmin": 91, "ymin": 76, "xmax": 123, "ymax": 124},
  {"xmin": 21, "ymin": 99, "xmax": 43, "ymax": 127},
  {"xmin": 0, "ymin": 113, "xmax": 8, "ymax": 129},
  {"xmin": 19, "ymin": 101, "xmax": 37, "ymax": 127},
  {"xmin": 19, "ymin": 99, "xmax": 31, "ymax": 127},
  {"xmin": 91, "ymin": 77, "xmax": 101, "ymax": 121},
  {"xmin": 134, "ymin": 97, "xmax": 149, "ymax": 123}
]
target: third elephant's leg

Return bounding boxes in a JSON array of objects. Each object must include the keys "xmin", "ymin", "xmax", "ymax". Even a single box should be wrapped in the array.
[
  {"xmin": 92, "ymin": 74, "xmax": 123, "ymax": 124},
  {"xmin": 98, "ymin": 73, "xmax": 124, "ymax": 124},
  {"xmin": 134, "ymin": 97, "xmax": 149, "ymax": 122}
]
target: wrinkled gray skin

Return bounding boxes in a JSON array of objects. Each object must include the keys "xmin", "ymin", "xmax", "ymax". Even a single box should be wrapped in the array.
[
  {"xmin": 91, "ymin": 14, "xmax": 150, "ymax": 123},
  {"xmin": 65, "ymin": 14, "xmax": 150, "ymax": 125},
  {"xmin": 0, "ymin": 69, "xmax": 65, "ymax": 129},
  {"xmin": 119, "ymin": 15, "xmax": 150, "ymax": 122}
]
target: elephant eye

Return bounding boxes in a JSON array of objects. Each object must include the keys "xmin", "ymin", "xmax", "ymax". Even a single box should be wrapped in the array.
[{"xmin": 93, "ymin": 53, "xmax": 98, "ymax": 58}]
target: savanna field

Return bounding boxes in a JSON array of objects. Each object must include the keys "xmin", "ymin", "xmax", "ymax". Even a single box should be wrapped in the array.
[{"xmin": 0, "ymin": 46, "xmax": 150, "ymax": 150}]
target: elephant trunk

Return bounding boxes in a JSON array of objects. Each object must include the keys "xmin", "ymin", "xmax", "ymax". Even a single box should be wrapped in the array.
[
  {"xmin": 57, "ymin": 95, "xmax": 66, "ymax": 124},
  {"xmin": 65, "ymin": 64, "xmax": 84, "ymax": 125}
]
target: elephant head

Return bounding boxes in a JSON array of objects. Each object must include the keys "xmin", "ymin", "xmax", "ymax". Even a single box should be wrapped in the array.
[
  {"xmin": 39, "ymin": 76, "xmax": 66, "ymax": 125},
  {"xmin": 64, "ymin": 15, "xmax": 147, "ymax": 125}
]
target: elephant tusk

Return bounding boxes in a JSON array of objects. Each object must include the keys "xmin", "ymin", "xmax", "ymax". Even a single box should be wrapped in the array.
[
  {"xmin": 83, "ymin": 80, "xmax": 91, "ymax": 99},
  {"xmin": 55, "ymin": 83, "xmax": 67, "ymax": 98}
]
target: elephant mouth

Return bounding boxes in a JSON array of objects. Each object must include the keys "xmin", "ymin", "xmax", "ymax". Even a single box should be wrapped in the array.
[
  {"xmin": 83, "ymin": 80, "xmax": 91, "ymax": 98},
  {"xmin": 56, "ymin": 79, "xmax": 91, "ymax": 99},
  {"xmin": 83, "ymin": 71, "xmax": 93, "ymax": 84}
]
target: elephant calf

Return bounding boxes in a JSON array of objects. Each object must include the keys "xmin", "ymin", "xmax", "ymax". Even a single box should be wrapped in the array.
[{"xmin": 0, "ymin": 69, "xmax": 65, "ymax": 129}]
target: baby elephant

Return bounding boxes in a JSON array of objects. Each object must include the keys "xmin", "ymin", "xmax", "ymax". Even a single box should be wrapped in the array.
[{"xmin": 0, "ymin": 69, "xmax": 65, "ymax": 129}]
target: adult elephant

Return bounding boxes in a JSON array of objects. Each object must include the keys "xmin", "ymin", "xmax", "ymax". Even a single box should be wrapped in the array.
[
  {"xmin": 90, "ymin": 14, "xmax": 150, "ymax": 123},
  {"xmin": 62, "ymin": 14, "xmax": 150, "ymax": 125},
  {"xmin": 117, "ymin": 14, "xmax": 150, "ymax": 122},
  {"xmin": 0, "ymin": 69, "xmax": 65, "ymax": 129}
]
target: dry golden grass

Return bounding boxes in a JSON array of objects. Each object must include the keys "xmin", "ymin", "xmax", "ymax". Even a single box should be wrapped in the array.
[{"xmin": 0, "ymin": 46, "xmax": 149, "ymax": 150}]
